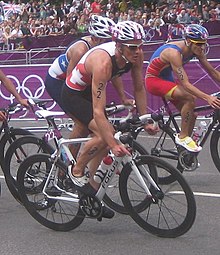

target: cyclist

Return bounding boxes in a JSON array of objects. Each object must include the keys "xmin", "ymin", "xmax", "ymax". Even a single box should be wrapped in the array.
[
  {"xmin": 62, "ymin": 21, "xmax": 158, "ymax": 219},
  {"xmin": 145, "ymin": 24, "xmax": 220, "ymax": 152},
  {"xmin": 0, "ymin": 69, "xmax": 28, "ymax": 121},
  {"xmin": 45, "ymin": 15, "xmax": 133, "ymax": 157}
]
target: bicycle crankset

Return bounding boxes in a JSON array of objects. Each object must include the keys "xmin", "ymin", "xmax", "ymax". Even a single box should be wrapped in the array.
[
  {"xmin": 79, "ymin": 195, "xmax": 102, "ymax": 218},
  {"xmin": 178, "ymin": 150, "xmax": 199, "ymax": 171}
]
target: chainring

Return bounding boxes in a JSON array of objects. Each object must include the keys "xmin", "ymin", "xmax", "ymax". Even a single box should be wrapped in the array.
[{"xmin": 79, "ymin": 195, "xmax": 102, "ymax": 218}]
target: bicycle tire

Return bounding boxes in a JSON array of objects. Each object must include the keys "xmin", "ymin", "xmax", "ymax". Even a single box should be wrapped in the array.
[
  {"xmin": 17, "ymin": 153, "xmax": 85, "ymax": 231},
  {"xmin": 103, "ymin": 140, "xmax": 154, "ymax": 214},
  {"xmin": 210, "ymin": 124, "xmax": 220, "ymax": 172},
  {"xmin": 0, "ymin": 128, "xmax": 32, "ymax": 171},
  {"xmin": 4, "ymin": 135, "xmax": 55, "ymax": 203},
  {"xmin": 119, "ymin": 155, "xmax": 196, "ymax": 238}
]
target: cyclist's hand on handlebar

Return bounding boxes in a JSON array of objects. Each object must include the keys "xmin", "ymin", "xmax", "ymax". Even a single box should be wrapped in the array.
[
  {"xmin": 0, "ymin": 111, "xmax": 6, "ymax": 121},
  {"xmin": 111, "ymin": 144, "xmax": 131, "ymax": 157},
  {"xmin": 122, "ymin": 98, "xmax": 135, "ymax": 107},
  {"xmin": 144, "ymin": 123, "xmax": 160, "ymax": 135},
  {"xmin": 208, "ymin": 96, "xmax": 220, "ymax": 109},
  {"xmin": 18, "ymin": 99, "xmax": 30, "ymax": 108}
]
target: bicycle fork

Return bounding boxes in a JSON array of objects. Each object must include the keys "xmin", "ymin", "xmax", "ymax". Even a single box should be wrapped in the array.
[{"xmin": 129, "ymin": 158, "xmax": 162, "ymax": 203}]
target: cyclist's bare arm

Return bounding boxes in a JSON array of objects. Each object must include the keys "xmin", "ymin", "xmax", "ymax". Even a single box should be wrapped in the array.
[
  {"xmin": 162, "ymin": 50, "xmax": 208, "ymax": 99},
  {"xmin": 0, "ymin": 111, "xmax": 6, "ymax": 121},
  {"xmin": 89, "ymin": 51, "xmax": 130, "ymax": 156},
  {"xmin": 66, "ymin": 42, "xmax": 89, "ymax": 77},
  {"xmin": 0, "ymin": 70, "xmax": 28, "ymax": 107},
  {"xmin": 167, "ymin": 50, "xmax": 220, "ymax": 108}
]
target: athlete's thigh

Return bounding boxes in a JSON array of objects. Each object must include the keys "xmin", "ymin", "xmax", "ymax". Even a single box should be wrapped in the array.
[{"xmin": 171, "ymin": 85, "xmax": 196, "ymax": 110}]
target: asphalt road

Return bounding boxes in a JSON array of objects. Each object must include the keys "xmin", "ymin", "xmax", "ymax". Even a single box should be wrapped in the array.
[{"xmin": 0, "ymin": 128, "xmax": 220, "ymax": 255}]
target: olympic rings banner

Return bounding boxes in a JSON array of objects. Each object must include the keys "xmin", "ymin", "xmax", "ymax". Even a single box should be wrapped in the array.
[
  {"xmin": 0, "ymin": 61, "xmax": 220, "ymax": 119},
  {"xmin": 0, "ymin": 64, "xmax": 60, "ymax": 114},
  {"xmin": 0, "ymin": 64, "xmax": 130, "ymax": 117}
]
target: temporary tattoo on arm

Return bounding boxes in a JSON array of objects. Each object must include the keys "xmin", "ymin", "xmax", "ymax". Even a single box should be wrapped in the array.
[
  {"xmin": 177, "ymin": 67, "xmax": 184, "ymax": 81},
  {"xmin": 88, "ymin": 146, "xmax": 98, "ymax": 155},
  {"xmin": 97, "ymin": 82, "xmax": 104, "ymax": 99}
]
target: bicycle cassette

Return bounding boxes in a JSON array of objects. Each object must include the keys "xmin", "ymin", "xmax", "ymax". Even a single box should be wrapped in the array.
[{"xmin": 79, "ymin": 195, "xmax": 102, "ymax": 218}]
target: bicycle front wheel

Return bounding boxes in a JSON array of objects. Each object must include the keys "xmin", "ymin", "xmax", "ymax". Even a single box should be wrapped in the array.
[
  {"xmin": 4, "ymin": 135, "xmax": 54, "ymax": 203},
  {"xmin": 119, "ymin": 155, "xmax": 196, "ymax": 238},
  {"xmin": 17, "ymin": 154, "xmax": 85, "ymax": 231}
]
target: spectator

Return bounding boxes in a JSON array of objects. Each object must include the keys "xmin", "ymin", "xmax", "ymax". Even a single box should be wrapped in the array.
[
  {"xmin": 2, "ymin": 23, "xmax": 12, "ymax": 50},
  {"xmin": 118, "ymin": 0, "xmax": 129, "ymax": 13},
  {"xmin": 209, "ymin": 8, "xmax": 218, "ymax": 21},
  {"xmin": 39, "ymin": 6, "xmax": 47, "ymax": 20},
  {"xmin": 142, "ymin": 12, "xmax": 148, "ymax": 27},
  {"xmin": 189, "ymin": 10, "xmax": 200, "ymax": 24},
  {"xmin": 201, "ymin": 4, "xmax": 209, "ymax": 22},
  {"xmin": 90, "ymin": 0, "xmax": 102, "ymax": 16},
  {"xmin": 147, "ymin": 12, "xmax": 156, "ymax": 27},
  {"xmin": 215, "ymin": 3, "xmax": 220, "ymax": 20},
  {"xmin": 0, "ymin": 23, "xmax": 4, "ymax": 50},
  {"xmin": 10, "ymin": 21, "xmax": 23, "ymax": 49},
  {"xmin": 177, "ymin": 8, "xmax": 190, "ymax": 24},
  {"xmin": 20, "ymin": 6, "xmax": 29, "ymax": 23},
  {"xmin": 167, "ymin": 7, "xmax": 178, "ymax": 24},
  {"xmin": 153, "ymin": 13, "xmax": 165, "ymax": 36}
]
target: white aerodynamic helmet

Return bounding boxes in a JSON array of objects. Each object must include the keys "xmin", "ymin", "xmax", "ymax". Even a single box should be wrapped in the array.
[
  {"xmin": 88, "ymin": 15, "xmax": 115, "ymax": 39},
  {"xmin": 111, "ymin": 21, "xmax": 145, "ymax": 41}
]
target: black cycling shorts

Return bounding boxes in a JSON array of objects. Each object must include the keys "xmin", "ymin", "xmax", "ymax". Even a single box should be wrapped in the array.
[{"xmin": 62, "ymin": 85, "xmax": 93, "ymax": 126}]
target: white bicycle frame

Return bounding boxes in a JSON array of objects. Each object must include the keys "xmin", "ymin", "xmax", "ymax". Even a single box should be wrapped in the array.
[{"xmin": 41, "ymin": 131, "xmax": 161, "ymax": 204}]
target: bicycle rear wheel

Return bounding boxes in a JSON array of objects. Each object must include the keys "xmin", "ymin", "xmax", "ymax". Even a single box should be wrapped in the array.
[
  {"xmin": 0, "ymin": 128, "xmax": 32, "ymax": 170},
  {"xmin": 119, "ymin": 155, "xmax": 196, "ymax": 238},
  {"xmin": 210, "ymin": 124, "xmax": 220, "ymax": 173},
  {"xmin": 17, "ymin": 154, "xmax": 85, "ymax": 231},
  {"xmin": 4, "ymin": 135, "xmax": 54, "ymax": 203},
  {"xmin": 103, "ymin": 140, "xmax": 153, "ymax": 214}
]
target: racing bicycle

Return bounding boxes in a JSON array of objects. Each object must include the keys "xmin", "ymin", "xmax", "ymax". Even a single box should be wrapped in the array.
[
  {"xmin": 4, "ymin": 103, "xmax": 148, "ymax": 213},
  {"xmin": 136, "ymin": 94, "xmax": 220, "ymax": 184},
  {"xmin": 16, "ymin": 110, "xmax": 196, "ymax": 238}
]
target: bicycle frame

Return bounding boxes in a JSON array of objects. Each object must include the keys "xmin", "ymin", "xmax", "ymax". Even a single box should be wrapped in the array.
[
  {"xmin": 41, "ymin": 132, "xmax": 161, "ymax": 204},
  {"xmin": 161, "ymin": 98, "xmax": 220, "ymax": 148}
]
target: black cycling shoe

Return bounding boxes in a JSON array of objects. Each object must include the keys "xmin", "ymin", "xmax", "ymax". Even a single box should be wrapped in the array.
[{"xmin": 97, "ymin": 205, "xmax": 115, "ymax": 221}]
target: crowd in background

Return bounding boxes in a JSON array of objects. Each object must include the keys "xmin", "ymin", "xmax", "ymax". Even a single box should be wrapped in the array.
[{"xmin": 0, "ymin": 0, "xmax": 220, "ymax": 50}]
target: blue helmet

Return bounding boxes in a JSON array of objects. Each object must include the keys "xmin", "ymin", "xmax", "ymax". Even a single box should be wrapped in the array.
[{"xmin": 184, "ymin": 24, "xmax": 209, "ymax": 42}]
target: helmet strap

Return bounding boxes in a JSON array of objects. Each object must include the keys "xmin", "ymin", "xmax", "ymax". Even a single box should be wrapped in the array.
[
  {"xmin": 116, "ymin": 44, "xmax": 129, "ymax": 63},
  {"xmin": 184, "ymin": 39, "xmax": 190, "ymax": 47}
]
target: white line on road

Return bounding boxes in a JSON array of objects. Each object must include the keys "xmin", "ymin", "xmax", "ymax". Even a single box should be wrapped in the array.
[
  {"xmin": 1, "ymin": 175, "xmax": 220, "ymax": 198},
  {"xmin": 170, "ymin": 191, "xmax": 220, "ymax": 198}
]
